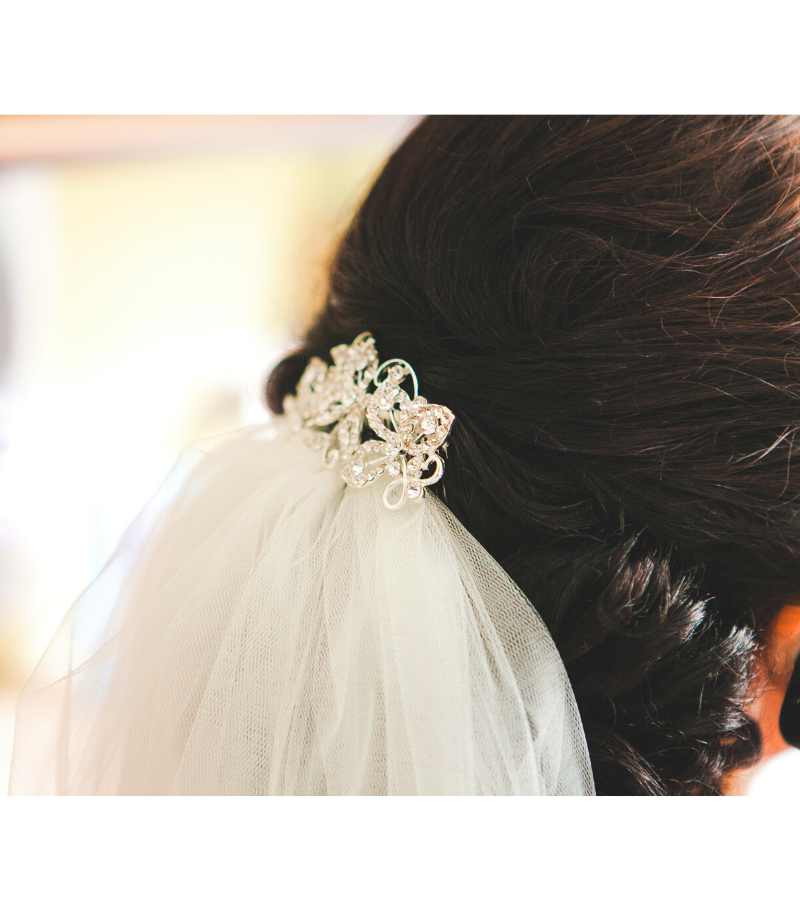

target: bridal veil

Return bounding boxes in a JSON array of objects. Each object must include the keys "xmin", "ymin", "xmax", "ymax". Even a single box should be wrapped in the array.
[{"xmin": 9, "ymin": 422, "xmax": 593, "ymax": 795}]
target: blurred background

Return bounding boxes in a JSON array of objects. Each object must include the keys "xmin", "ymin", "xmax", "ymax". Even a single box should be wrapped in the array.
[
  {"xmin": 0, "ymin": 115, "xmax": 418, "ymax": 788},
  {"xmin": 1, "ymin": 115, "xmax": 798, "ymax": 797}
]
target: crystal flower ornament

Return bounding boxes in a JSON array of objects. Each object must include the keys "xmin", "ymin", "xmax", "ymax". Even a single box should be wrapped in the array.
[{"xmin": 283, "ymin": 333, "xmax": 455, "ymax": 509}]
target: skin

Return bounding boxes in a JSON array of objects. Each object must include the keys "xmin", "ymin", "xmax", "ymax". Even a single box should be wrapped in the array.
[{"xmin": 724, "ymin": 604, "xmax": 800, "ymax": 795}]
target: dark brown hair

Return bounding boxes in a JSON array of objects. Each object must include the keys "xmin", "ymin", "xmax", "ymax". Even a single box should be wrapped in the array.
[{"xmin": 268, "ymin": 116, "xmax": 800, "ymax": 794}]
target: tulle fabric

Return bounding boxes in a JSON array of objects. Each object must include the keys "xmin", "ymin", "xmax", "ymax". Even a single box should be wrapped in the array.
[{"xmin": 9, "ymin": 424, "xmax": 594, "ymax": 795}]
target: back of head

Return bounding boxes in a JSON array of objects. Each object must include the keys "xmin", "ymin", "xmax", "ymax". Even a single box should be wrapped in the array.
[{"xmin": 268, "ymin": 116, "xmax": 800, "ymax": 794}]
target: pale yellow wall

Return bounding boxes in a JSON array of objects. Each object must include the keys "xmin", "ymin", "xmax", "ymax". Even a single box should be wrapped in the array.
[
  {"xmin": 55, "ymin": 152, "xmax": 382, "ymax": 382},
  {"xmin": 0, "ymin": 142, "xmax": 391, "ymax": 690}
]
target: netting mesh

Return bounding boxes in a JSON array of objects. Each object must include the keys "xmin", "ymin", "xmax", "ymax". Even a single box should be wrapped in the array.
[{"xmin": 9, "ymin": 425, "xmax": 594, "ymax": 795}]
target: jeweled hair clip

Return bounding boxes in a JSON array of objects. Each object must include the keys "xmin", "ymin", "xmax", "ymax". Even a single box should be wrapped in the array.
[{"xmin": 283, "ymin": 332, "xmax": 455, "ymax": 509}]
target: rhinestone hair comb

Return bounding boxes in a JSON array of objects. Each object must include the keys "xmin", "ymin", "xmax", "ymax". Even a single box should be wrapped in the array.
[{"xmin": 283, "ymin": 332, "xmax": 455, "ymax": 509}]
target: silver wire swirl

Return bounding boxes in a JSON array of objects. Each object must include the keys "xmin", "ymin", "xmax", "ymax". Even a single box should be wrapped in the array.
[{"xmin": 283, "ymin": 333, "xmax": 454, "ymax": 509}]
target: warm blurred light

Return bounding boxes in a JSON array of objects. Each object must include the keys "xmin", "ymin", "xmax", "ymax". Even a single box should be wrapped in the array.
[
  {"xmin": 0, "ymin": 115, "xmax": 416, "ymax": 164},
  {"xmin": 0, "ymin": 116, "xmax": 415, "ymax": 789}
]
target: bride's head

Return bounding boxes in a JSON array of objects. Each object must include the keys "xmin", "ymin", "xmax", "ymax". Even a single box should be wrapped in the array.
[{"xmin": 268, "ymin": 116, "xmax": 800, "ymax": 794}]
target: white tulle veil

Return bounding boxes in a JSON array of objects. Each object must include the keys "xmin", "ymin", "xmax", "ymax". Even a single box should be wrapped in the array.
[
  {"xmin": 9, "ymin": 331, "xmax": 594, "ymax": 795},
  {"xmin": 9, "ymin": 423, "xmax": 593, "ymax": 795}
]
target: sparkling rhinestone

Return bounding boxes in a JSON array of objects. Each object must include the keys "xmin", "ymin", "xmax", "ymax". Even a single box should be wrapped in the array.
[
  {"xmin": 348, "ymin": 348, "xmax": 369, "ymax": 369},
  {"xmin": 388, "ymin": 461, "xmax": 401, "ymax": 477},
  {"xmin": 351, "ymin": 459, "xmax": 364, "ymax": 475},
  {"xmin": 390, "ymin": 364, "xmax": 405, "ymax": 380},
  {"xmin": 407, "ymin": 457, "xmax": 421, "ymax": 474},
  {"xmin": 420, "ymin": 415, "xmax": 437, "ymax": 434},
  {"xmin": 407, "ymin": 482, "xmax": 423, "ymax": 500}
]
